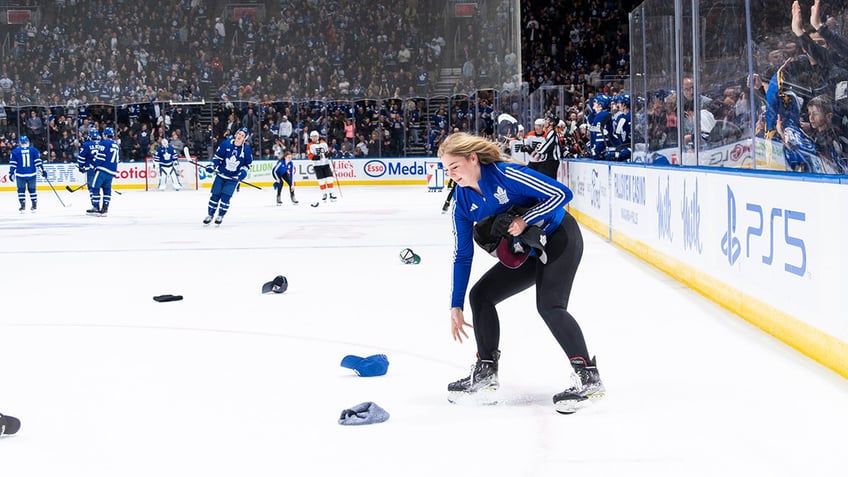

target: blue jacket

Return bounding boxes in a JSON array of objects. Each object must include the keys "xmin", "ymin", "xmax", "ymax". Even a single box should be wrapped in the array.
[
  {"xmin": 450, "ymin": 161, "xmax": 573, "ymax": 309},
  {"xmin": 9, "ymin": 145, "xmax": 43, "ymax": 178},
  {"xmin": 211, "ymin": 139, "xmax": 253, "ymax": 180}
]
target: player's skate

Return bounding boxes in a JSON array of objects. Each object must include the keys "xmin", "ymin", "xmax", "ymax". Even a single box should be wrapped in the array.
[
  {"xmin": 214, "ymin": 215, "xmax": 224, "ymax": 226},
  {"xmin": 447, "ymin": 352, "xmax": 500, "ymax": 404},
  {"xmin": 290, "ymin": 191, "xmax": 299, "ymax": 204},
  {"xmin": 329, "ymin": 192, "xmax": 338, "ymax": 202},
  {"xmin": 553, "ymin": 356, "xmax": 605, "ymax": 414},
  {"xmin": 98, "ymin": 203, "xmax": 109, "ymax": 217},
  {"xmin": 202, "ymin": 215, "xmax": 214, "ymax": 225},
  {"xmin": 276, "ymin": 196, "xmax": 283, "ymax": 206},
  {"xmin": 86, "ymin": 206, "xmax": 101, "ymax": 216},
  {"xmin": 322, "ymin": 192, "xmax": 328, "ymax": 202},
  {"xmin": 31, "ymin": 201, "xmax": 37, "ymax": 213},
  {"xmin": 18, "ymin": 203, "xmax": 25, "ymax": 213}
]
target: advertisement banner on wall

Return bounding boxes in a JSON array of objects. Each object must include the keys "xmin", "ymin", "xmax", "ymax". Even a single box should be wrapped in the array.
[{"xmin": 565, "ymin": 159, "xmax": 611, "ymax": 238}]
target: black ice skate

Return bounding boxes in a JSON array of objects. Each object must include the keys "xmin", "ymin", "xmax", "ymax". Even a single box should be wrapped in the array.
[
  {"xmin": 31, "ymin": 201, "xmax": 37, "ymax": 213},
  {"xmin": 202, "ymin": 215, "xmax": 214, "ymax": 225},
  {"xmin": 18, "ymin": 203, "xmax": 25, "ymax": 213},
  {"xmin": 329, "ymin": 192, "xmax": 338, "ymax": 202},
  {"xmin": 447, "ymin": 352, "xmax": 500, "ymax": 404},
  {"xmin": 322, "ymin": 193, "xmax": 328, "ymax": 202},
  {"xmin": 214, "ymin": 215, "xmax": 224, "ymax": 225},
  {"xmin": 290, "ymin": 191, "xmax": 299, "ymax": 204},
  {"xmin": 276, "ymin": 196, "xmax": 283, "ymax": 206},
  {"xmin": 86, "ymin": 206, "xmax": 100, "ymax": 216},
  {"xmin": 553, "ymin": 356, "xmax": 606, "ymax": 414},
  {"xmin": 98, "ymin": 203, "xmax": 109, "ymax": 216}
]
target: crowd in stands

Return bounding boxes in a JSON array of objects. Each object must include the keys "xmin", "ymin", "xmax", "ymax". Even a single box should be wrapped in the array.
[{"xmin": 0, "ymin": 0, "xmax": 635, "ymax": 163}]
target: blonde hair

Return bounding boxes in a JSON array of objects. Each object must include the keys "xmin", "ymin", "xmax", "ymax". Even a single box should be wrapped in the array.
[{"xmin": 437, "ymin": 132, "xmax": 505, "ymax": 165}]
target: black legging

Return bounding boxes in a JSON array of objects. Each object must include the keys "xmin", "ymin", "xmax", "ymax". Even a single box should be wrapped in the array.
[{"xmin": 468, "ymin": 212, "xmax": 589, "ymax": 361}]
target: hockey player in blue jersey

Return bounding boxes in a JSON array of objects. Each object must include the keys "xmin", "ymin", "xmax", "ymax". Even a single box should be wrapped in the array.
[
  {"xmin": 9, "ymin": 136, "xmax": 45, "ymax": 213},
  {"xmin": 587, "ymin": 94, "xmax": 615, "ymax": 160},
  {"xmin": 203, "ymin": 127, "xmax": 253, "ymax": 225},
  {"xmin": 88, "ymin": 127, "xmax": 120, "ymax": 216},
  {"xmin": 271, "ymin": 139, "xmax": 298, "ymax": 205},
  {"xmin": 154, "ymin": 138, "xmax": 182, "ymax": 191},
  {"xmin": 604, "ymin": 94, "xmax": 632, "ymax": 162},
  {"xmin": 438, "ymin": 132, "xmax": 604, "ymax": 414},
  {"xmin": 76, "ymin": 128, "xmax": 100, "ymax": 201}
]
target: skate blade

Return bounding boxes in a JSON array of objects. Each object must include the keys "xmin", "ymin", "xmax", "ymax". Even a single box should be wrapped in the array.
[
  {"xmin": 553, "ymin": 392, "xmax": 605, "ymax": 415},
  {"xmin": 447, "ymin": 387, "xmax": 500, "ymax": 405}
]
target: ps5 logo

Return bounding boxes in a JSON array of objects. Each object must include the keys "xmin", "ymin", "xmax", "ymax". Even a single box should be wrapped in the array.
[
  {"xmin": 681, "ymin": 178, "xmax": 702, "ymax": 253},
  {"xmin": 720, "ymin": 186, "xmax": 741, "ymax": 265},
  {"xmin": 656, "ymin": 176, "xmax": 672, "ymax": 241},
  {"xmin": 721, "ymin": 186, "xmax": 806, "ymax": 276}
]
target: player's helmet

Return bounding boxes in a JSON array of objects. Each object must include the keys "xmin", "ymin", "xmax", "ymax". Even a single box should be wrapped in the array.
[
  {"xmin": 19, "ymin": 136, "xmax": 29, "ymax": 145},
  {"xmin": 617, "ymin": 94, "xmax": 631, "ymax": 107},
  {"xmin": 593, "ymin": 94, "xmax": 611, "ymax": 109},
  {"xmin": 237, "ymin": 127, "xmax": 250, "ymax": 138},
  {"xmin": 161, "ymin": 138, "xmax": 168, "ymax": 147},
  {"xmin": 310, "ymin": 130, "xmax": 319, "ymax": 140},
  {"xmin": 90, "ymin": 129, "xmax": 100, "ymax": 140},
  {"xmin": 103, "ymin": 127, "xmax": 115, "ymax": 137}
]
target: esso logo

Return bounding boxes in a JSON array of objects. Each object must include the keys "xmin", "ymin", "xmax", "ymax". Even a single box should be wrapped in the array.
[{"xmin": 364, "ymin": 160, "xmax": 387, "ymax": 178}]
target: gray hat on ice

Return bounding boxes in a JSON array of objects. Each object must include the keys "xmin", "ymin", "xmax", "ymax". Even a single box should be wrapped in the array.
[
  {"xmin": 0, "ymin": 412, "xmax": 21, "ymax": 436},
  {"xmin": 338, "ymin": 401, "xmax": 390, "ymax": 426}
]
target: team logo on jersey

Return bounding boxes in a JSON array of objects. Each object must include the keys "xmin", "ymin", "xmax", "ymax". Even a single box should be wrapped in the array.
[
  {"xmin": 493, "ymin": 186, "xmax": 509, "ymax": 205},
  {"xmin": 469, "ymin": 203, "xmax": 478, "ymax": 212}
]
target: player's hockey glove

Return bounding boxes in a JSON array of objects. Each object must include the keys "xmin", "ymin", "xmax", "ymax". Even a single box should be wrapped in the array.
[
  {"xmin": 237, "ymin": 169, "xmax": 247, "ymax": 181},
  {"xmin": 205, "ymin": 165, "xmax": 215, "ymax": 174},
  {"xmin": 40, "ymin": 168, "xmax": 47, "ymax": 178},
  {"xmin": 8, "ymin": 170, "xmax": 15, "ymax": 182}
]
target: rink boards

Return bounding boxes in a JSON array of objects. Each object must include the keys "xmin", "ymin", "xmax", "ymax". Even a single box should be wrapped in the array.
[{"xmin": 565, "ymin": 159, "xmax": 848, "ymax": 379}]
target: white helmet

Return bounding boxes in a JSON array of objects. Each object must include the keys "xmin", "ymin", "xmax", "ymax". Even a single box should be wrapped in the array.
[
  {"xmin": 161, "ymin": 138, "xmax": 168, "ymax": 147},
  {"xmin": 310, "ymin": 131, "xmax": 319, "ymax": 139}
]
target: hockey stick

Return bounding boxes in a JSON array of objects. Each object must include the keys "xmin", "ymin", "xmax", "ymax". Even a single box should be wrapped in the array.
[
  {"xmin": 42, "ymin": 173, "xmax": 68, "ymax": 207},
  {"xmin": 329, "ymin": 157, "xmax": 343, "ymax": 197},
  {"xmin": 441, "ymin": 179, "xmax": 456, "ymax": 213},
  {"xmin": 183, "ymin": 156, "xmax": 263, "ymax": 190},
  {"xmin": 65, "ymin": 182, "xmax": 122, "ymax": 195}
]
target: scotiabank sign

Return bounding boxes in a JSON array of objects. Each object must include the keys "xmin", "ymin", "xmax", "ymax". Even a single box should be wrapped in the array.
[{"xmin": 0, "ymin": 158, "xmax": 435, "ymax": 190}]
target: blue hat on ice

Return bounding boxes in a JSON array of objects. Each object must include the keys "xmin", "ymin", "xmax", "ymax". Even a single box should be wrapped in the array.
[
  {"xmin": 340, "ymin": 354, "xmax": 389, "ymax": 377},
  {"xmin": 338, "ymin": 401, "xmax": 390, "ymax": 426}
]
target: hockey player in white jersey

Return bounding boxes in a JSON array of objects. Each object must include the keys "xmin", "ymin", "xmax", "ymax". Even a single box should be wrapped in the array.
[
  {"xmin": 307, "ymin": 130, "xmax": 337, "ymax": 202},
  {"xmin": 154, "ymin": 138, "xmax": 182, "ymax": 190}
]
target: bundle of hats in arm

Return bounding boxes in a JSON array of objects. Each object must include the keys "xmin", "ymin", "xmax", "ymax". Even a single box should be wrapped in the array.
[
  {"xmin": 0, "ymin": 412, "xmax": 20, "ymax": 436},
  {"xmin": 473, "ymin": 205, "xmax": 548, "ymax": 268}
]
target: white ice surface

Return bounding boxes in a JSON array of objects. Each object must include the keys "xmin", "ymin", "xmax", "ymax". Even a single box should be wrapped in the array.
[{"xmin": 1, "ymin": 186, "xmax": 847, "ymax": 476}]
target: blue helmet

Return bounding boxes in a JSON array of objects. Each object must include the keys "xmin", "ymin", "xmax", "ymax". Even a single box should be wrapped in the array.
[
  {"xmin": 614, "ymin": 94, "xmax": 631, "ymax": 107},
  {"xmin": 19, "ymin": 135, "xmax": 29, "ymax": 145},
  {"xmin": 90, "ymin": 129, "xmax": 101, "ymax": 140},
  {"xmin": 237, "ymin": 127, "xmax": 250, "ymax": 138},
  {"xmin": 593, "ymin": 94, "xmax": 611, "ymax": 109},
  {"xmin": 103, "ymin": 127, "xmax": 115, "ymax": 138}
]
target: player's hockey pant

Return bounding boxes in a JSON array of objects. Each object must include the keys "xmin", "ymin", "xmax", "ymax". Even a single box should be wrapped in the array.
[{"xmin": 208, "ymin": 176, "xmax": 238, "ymax": 217}]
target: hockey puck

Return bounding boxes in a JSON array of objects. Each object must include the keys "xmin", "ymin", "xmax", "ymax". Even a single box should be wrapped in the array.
[{"xmin": 153, "ymin": 294, "xmax": 184, "ymax": 302}]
